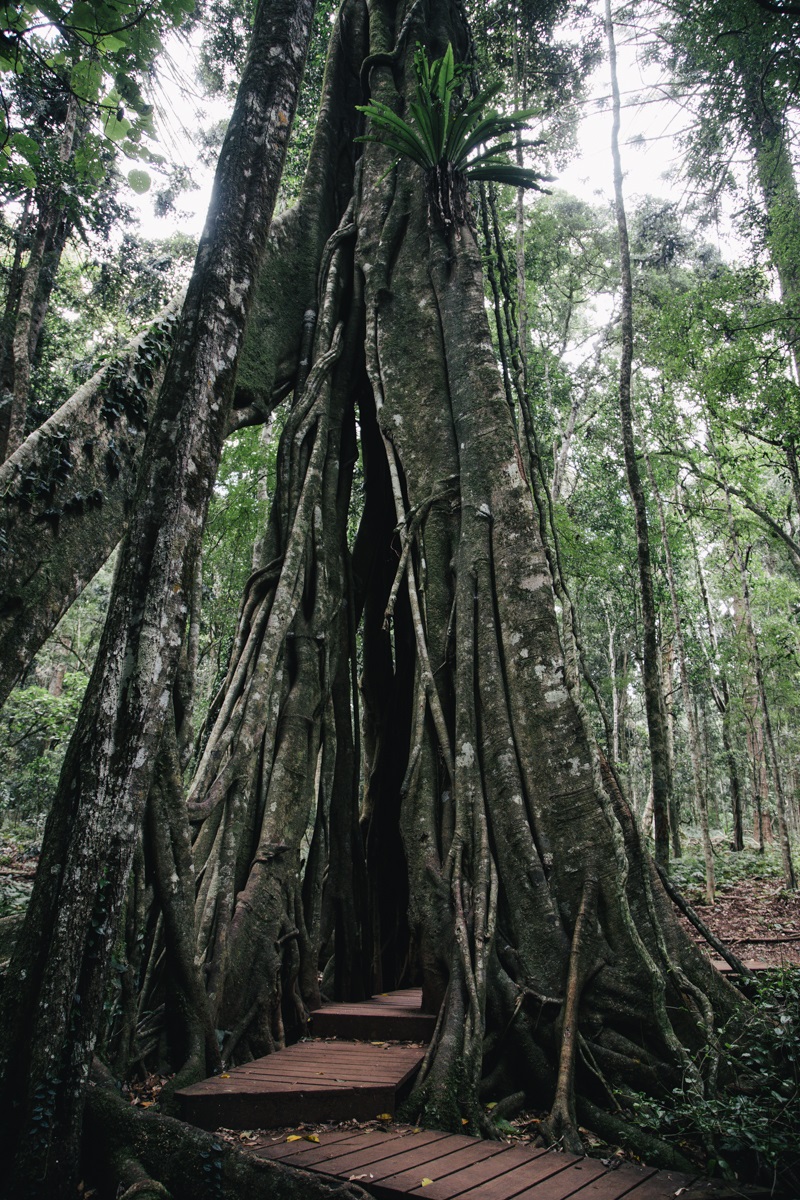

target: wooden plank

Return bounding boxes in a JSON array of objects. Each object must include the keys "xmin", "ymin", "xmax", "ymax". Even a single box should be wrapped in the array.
[
  {"xmin": 317, "ymin": 1130, "xmax": 453, "ymax": 1176},
  {"xmin": 550, "ymin": 1166, "xmax": 658, "ymax": 1199},
  {"xmin": 406, "ymin": 1151, "xmax": 574, "ymax": 1199},
  {"xmin": 618, "ymin": 1168, "xmax": 699, "ymax": 1198},
  {"xmin": 372, "ymin": 1138, "xmax": 508, "ymax": 1197},
  {"xmin": 271, "ymin": 1130, "xmax": 448, "ymax": 1171},
  {"xmin": 710, "ymin": 958, "xmax": 770, "ymax": 974},
  {"xmin": 178, "ymin": 1044, "xmax": 423, "ymax": 1087},
  {"xmin": 398, "ymin": 1144, "xmax": 552, "ymax": 1199},
  {"xmin": 310, "ymin": 989, "xmax": 435, "ymax": 1040},
  {"xmin": 229, "ymin": 1059, "xmax": 420, "ymax": 1081},
  {"xmin": 261, "ymin": 1130, "xmax": 407, "ymax": 1165},
  {"xmin": 256, "ymin": 1128, "xmax": 699, "ymax": 1200},
  {"xmin": 335, "ymin": 1132, "xmax": 480, "ymax": 1181},
  {"xmin": 258, "ymin": 1131, "xmax": 371, "ymax": 1160},
  {"xmin": 507, "ymin": 1157, "xmax": 610, "ymax": 1198}
]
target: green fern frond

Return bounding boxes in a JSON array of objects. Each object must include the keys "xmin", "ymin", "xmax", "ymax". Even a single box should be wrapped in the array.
[{"xmin": 357, "ymin": 42, "xmax": 548, "ymax": 226}]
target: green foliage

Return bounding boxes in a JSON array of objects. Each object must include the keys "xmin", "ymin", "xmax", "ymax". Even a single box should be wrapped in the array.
[
  {"xmin": 0, "ymin": 673, "xmax": 87, "ymax": 819},
  {"xmin": 671, "ymin": 847, "xmax": 787, "ymax": 897},
  {"xmin": 627, "ymin": 969, "xmax": 800, "ymax": 1190},
  {"xmin": 357, "ymin": 43, "xmax": 548, "ymax": 227},
  {"xmin": 0, "ymin": 1, "xmax": 194, "ymax": 198},
  {"xmin": 197, "ymin": 421, "xmax": 278, "ymax": 707},
  {"xmin": 27, "ymin": 231, "xmax": 193, "ymax": 423},
  {"xmin": 0, "ymin": 559, "xmax": 111, "ymax": 830}
]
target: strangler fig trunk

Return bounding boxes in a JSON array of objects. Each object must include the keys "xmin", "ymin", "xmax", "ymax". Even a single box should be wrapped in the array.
[
  {"xmin": 347, "ymin": 0, "xmax": 740, "ymax": 1147},
  {"xmin": 0, "ymin": 0, "xmax": 744, "ymax": 1193}
]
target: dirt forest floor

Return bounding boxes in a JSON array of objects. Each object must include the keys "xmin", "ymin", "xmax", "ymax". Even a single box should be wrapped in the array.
[{"xmin": 679, "ymin": 875, "xmax": 800, "ymax": 968}]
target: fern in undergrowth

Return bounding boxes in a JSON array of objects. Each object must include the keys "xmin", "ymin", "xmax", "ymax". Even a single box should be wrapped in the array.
[{"xmin": 357, "ymin": 43, "xmax": 549, "ymax": 228}]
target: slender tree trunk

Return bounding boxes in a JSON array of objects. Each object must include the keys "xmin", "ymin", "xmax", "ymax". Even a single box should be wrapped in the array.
[
  {"xmin": 721, "ymin": 476, "xmax": 796, "ymax": 889},
  {"xmin": 0, "ymin": 302, "xmax": 180, "ymax": 708},
  {"xmin": 660, "ymin": 636, "xmax": 680, "ymax": 854},
  {"xmin": 605, "ymin": 0, "xmax": 671, "ymax": 868},
  {"xmin": 0, "ymin": 94, "xmax": 79, "ymax": 461},
  {"xmin": 686, "ymin": 503, "xmax": 745, "ymax": 850},
  {"xmin": 0, "ymin": 1, "xmax": 317, "ymax": 1192},
  {"xmin": 649, "ymin": 463, "xmax": 713, "ymax": 897}
]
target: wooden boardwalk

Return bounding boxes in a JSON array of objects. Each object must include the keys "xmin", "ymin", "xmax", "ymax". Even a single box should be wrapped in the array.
[
  {"xmin": 177, "ymin": 1040, "xmax": 425, "ymax": 1129},
  {"xmin": 257, "ymin": 1127, "xmax": 702, "ymax": 1199},
  {"xmin": 310, "ymin": 988, "xmax": 437, "ymax": 1042},
  {"xmin": 178, "ymin": 988, "xmax": 712, "ymax": 1198}
]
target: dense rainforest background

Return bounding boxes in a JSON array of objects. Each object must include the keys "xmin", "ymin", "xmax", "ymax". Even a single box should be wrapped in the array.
[{"xmin": 0, "ymin": 0, "xmax": 799, "ymax": 1196}]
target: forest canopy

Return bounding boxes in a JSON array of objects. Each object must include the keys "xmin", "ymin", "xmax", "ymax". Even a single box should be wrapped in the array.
[{"xmin": 0, "ymin": 0, "xmax": 799, "ymax": 1196}]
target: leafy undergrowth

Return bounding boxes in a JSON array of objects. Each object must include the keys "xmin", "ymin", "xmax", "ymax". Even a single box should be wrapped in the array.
[
  {"xmin": 0, "ymin": 833, "xmax": 38, "ymax": 919},
  {"xmin": 625, "ymin": 968, "xmax": 800, "ymax": 1196}
]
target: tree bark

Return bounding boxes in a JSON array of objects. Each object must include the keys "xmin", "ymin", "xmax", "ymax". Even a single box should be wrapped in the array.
[
  {"xmin": 0, "ymin": 0, "xmax": 317, "ymax": 1192},
  {"xmin": 0, "ymin": 94, "xmax": 79, "ymax": 461},
  {"xmin": 0, "ymin": 302, "xmax": 180, "ymax": 708},
  {"xmin": 0, "ymin": 1, "xmax": 745, "ymax": 1188},
  {"xmin": 605, "ymin": 0, "xmax": 672, "ymax": 869},
  {"xmin": 649, "ymin": 463, "xmax": 713, "ymax": 898},
  {"xmin": 721, "ymin": 475, "xmax": 796, "ymax": 889}
]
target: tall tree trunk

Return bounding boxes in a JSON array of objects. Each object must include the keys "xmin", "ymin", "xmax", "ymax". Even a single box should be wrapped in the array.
[
  {"xmin": 649, "ymin": 463, "xmax": 714, "ymax": 897},
  {"xmin": 660, "ymin": 635, "xmax": 680, "ymax": 854},
  {"xmin": 0, "ymin": 0, "xmax": 317, "ymax": 1192},
  {"xmin": 721, "ymin": 473, "xmax": 796, "ymax": 888},
  {"xmin": 0, "ymin": 302, "xmax": 180, "ymax": 707},
  {"xmin": 0, "ymin": 94, "xmax": 79, "ymax": 461},
  {"xmin": 687, "ymin": 507, "xmax": 744, "ymax": 851},
  {"xmin": 605, "ymin": 0, "xmax": 671, "ymax": 868}
]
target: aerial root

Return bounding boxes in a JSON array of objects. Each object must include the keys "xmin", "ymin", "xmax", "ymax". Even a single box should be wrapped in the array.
[{"xmin": 542, "ymin": 873, "xmax": 598, "ymax": 1154}]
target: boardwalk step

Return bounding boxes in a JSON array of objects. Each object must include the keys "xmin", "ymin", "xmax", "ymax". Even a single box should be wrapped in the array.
[
  {"xmin": 256, "ymin": 1127, "xmax": 700, "ymax": 1200},
  {"xmin": 710, "ymin": 958, "xmax": 771, "ymax": 975},
  {"xmin": 176, "ymin": 1041, "xmax": 425, "ymax": 1130},
  {"xmin": 310, "ymin": 989, "xmax": 436, "ymax": 1042}
]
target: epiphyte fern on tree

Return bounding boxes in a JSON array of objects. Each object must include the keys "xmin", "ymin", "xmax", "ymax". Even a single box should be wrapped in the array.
[{"xmin": 356, "ymin": 42, "xmax": 550, "ymax": 228}]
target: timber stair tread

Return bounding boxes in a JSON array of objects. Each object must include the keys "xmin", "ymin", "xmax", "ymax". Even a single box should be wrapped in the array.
[
  {"xmin": 709, "ymin": 958, "xmax": 772, "ymax": 975},
  {"xmin": 310, "ymin": 987, "xmax": 437, "ymax": 1041},
  {"xmin": 176, "ymin": 988, "xmax": 432, "ymax": 1128},
  {"xmin": 177, "ymin": 988, "xmax": 713, "ymax": 1198},
  {"xmin": 176, "ymin": 1039, "xmax": 425, "ymax": 1127}
]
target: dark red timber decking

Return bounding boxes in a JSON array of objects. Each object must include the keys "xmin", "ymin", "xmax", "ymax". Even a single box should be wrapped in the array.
[
  {"xmin": 255, "ymin": 1127, "xmax": 703, "ymax": 1199},
  {"xmin": 310, "ymin": 987, "xmax": 438, "ymax": 1041},
  {"xmin": 177, "ymin": 988, "xmax": 714, "ymax": 1198},
  {"xmin": 176, "ymin": 1039, "xmax": 425, "ymax": 1128}
]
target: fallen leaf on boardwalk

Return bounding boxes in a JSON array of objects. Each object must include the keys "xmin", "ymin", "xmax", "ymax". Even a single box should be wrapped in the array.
[
  {"xmin": 349, "ymin": 1174, "xmax": 374, "ymax": 1181},
  {"xmin": 286, "ymin": 1135, "xmax": 302, "ymax": 1142},
  {"xmin": 219, "ymin": 1073, "xmax": 230, "ymax": 1078},
  {"xmin": 304, "ymin": 1134, "xmax": 320, "ymax": 1143},
  {"xmin": 371, "ymin": 1041, "xmax": 386, "ymax": 1046},
  {"xmin": 376, "ymin": 1113, "xmax": 392, "ymax": 1121},
  {"xmin": 421, "ymin": 1178, "xmax": 433, "ymax": 1187}
]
